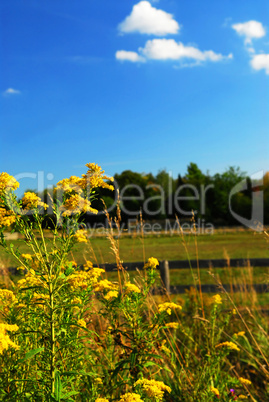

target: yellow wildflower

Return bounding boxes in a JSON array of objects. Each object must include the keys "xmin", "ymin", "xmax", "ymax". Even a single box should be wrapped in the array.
[
  {"xmin": 0, "ymin": 172, "xmax": 19, "ymax": 195},
  {"xmin": 124, "ymin": 282, "xmax": 141, "ymax": 294},
  {"xmin": 21, "ymin": 254, "xmax": 32, "ymax": 260},
  {"xmin": 77, "ymin": 319, "xmax": 87, "ymax": 328},
  {"xmin": 22, "ymin": 192, "xmax": 48, "ymax": 210},
  {"xmin": 104, "ymin": 290, "xmax": 118, "ymax": 300},
  {"xmin": 56, "ymin": 175, "xmax": 86, "ymax": 193},
  {"xmin": 61, "ymin": 194, "xmax": 98, "ymax": 216},
  {"xmin": 17, "ymin": 272, "xmax": 43, "ymax": 289},
  {"xmin": 94, "ymin": 279, "xmax": 118, "ymax": 292},
  {"xmin": 0, "ymin": 289, "xmax": 17, "ymax": 312},
  {"xmin": 234, "ymin": 331, "xmax": 245, "ymax": 338},
  {"xmin": 95, "ymin": 399, "xmax": 109, "ymax": 402},
  {"xmin": 83, "ymin": 260, "xmax": 93, "ymax": 269},
  {"xmin": 94, "ymin": 377, "xmax": 103, "ymax": 385},
  {"xmin": 143, "ymin": 257, "xmax": 159, "ymax": 269},
  {"xmin": 210, "ymin": 387, "xmax": 220, "ymax": 396},
  {"xmin": 238, "ymin": 395, "xmax": 248, "ymax": 399},
  {"xmin": 74, "ymin": 229, "xmax": 88, "ymax": 243},
  {"xmin": 158, "ymin": 302, "xmax": 182, "ymax": 315},
  {"xmin": 212, "ymin": 294, "xmax": 222, "ymax": 305},
  {"xmin": 239, "ymin": 377, "xmax": 251, "ymax": 385},
  {"xmin": 215, "ymin": 341, "xmax": 240, "ymax": 352},
  {"xmin": 0, "ymin": 208, "xmax": 16, "ymax": 228},
  {"xmin": 161, "ymin": 345, "xmax": 171, "ymax": 355},
  {"xmin": 0, "ymin": 323, "xmax": 19, "ymax": 354},
  {"xmin": 134, "ymin": 378, "xmax": 171, "ymax": 400},
  {"xmin": 165, "ymin": 322, "xmax": 179, "ymax": 329},
  {"xmin": 119, "ymin": 393, "xmax": 143, "ymax": 402},
  {"xmin": 71, "ymin": 297, "xmax": 82, "ymax": 305},
  {"xmin": 85, "ymin": 163, "xmax": 114, "ymax": 191}
]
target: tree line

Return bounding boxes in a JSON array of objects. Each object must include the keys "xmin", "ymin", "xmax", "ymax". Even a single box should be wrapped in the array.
[{"xmin": 35, "ymin": 163, "xmax": 269, "ymax": 227}]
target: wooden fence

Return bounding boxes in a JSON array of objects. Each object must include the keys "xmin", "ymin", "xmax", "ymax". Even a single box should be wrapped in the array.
[{"xmin": 7, "ymin": 258, "xmax": 269, "ymax": 295}]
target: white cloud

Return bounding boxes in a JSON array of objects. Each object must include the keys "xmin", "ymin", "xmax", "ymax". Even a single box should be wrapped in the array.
[
  {"xmin": 250, "ymin": 53, "xmax": 269, "ymax": 74},
  {"xmin": 3, "ymin": 88, "xmax": 21, "ymax": 95},
  {"xmin": 232, "ymin": 20, "xmax": 266, "ymax": 44},
  {"xmin": 139, "ymin": 39, "xmax": 232, "ymax": 62},
  {"xmin": 118, "ymin": 1, "xmax": 180, "ymax": 36},
  {"xmin": 115, "ymin": 50, "xmax": 145, "ymax": 62}
]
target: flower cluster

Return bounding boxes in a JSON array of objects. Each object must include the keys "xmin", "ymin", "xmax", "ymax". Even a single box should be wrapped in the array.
[
  {"xmin": 21, "ymin": 192, "xmax": 48, "ymax": 210},
  {"xmin": 0, "ymin": 289, "xmax": 17, "ymax": 313},
  {"xmin": 0, "ymin": 172, "xmax": 19, "ymax": 195},
  {"xmin": 158, "ymin": 302, "xmax": 182, "ymax": 315},
  {"xmin": 134, "ymin": 378, "xmax": 171, "ymax": 400},
  {"xmin": 212, "ymin": 294, "xmax": 222, "ymax": 305},
  {"xmin": 67, "ymin": 268, "xmax": 105, "ymax": 290},
  {"xmin": 74, "ymin": 229, "xmax": 88, "ymax": 243},
  {"xmin": 118, "ymin": 393, "xmax": 143, "ymax": 402},
  {"xmin": 124, "ymin": 282, "xmax": 141, "ymax": 295},
  {"xmin": 0, "ymin": 207, "xmax": 16, "ymax": 228},
  {"xmin": 0, "ymin": 323, "xmax": 19, "ymax": 354},
  {"xmin": 60, "ymin": 194, "xmax": 98, "ymax": 216},
  {"xmin": 143, "ymin": 257, "xmax": 159, "ymax": 269},
  {"xmin": 215, "ymin": 341, "xmax": 240, "ymax": 352}
]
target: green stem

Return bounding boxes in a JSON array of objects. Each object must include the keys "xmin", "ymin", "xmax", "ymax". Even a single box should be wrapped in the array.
[{"xmin": 49, "ymin": 282, "xmax": 56, "ymax": 396}]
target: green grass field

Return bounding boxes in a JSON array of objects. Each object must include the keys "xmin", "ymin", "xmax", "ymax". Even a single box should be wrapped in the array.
[
  {"xmin": 2, "ymin": 231, "xmax": 268, "ymax": 301},
  {"xmin": 1, "ymin": 230, "xmax": 268, "ymax": 266}
]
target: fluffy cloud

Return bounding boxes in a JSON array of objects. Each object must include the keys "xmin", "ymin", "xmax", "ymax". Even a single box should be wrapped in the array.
[
  {"xmin": 115, "ymin": 50, "xmax": 145, "ymax": 62},
  {"xmin": 116, "ymin": 39, "xmax": 232, "ymax": 63},
  {"xmin": 118, "ymin": 1, "xmax": 180, "ymax": 36},
  {"xmin": 232, "ymin": 20, "xmax": 266, "ymax": 44},
  {"xmin": 140, "ymin": 39, "xmax": 232, "ymax": 61},
  {"xmin": 250, "ymin": 54, "xmax": 269, "ymax": 74},
  {"xmin": 3, "ymin": 88, "xmax": 21, "ymax": 96}
]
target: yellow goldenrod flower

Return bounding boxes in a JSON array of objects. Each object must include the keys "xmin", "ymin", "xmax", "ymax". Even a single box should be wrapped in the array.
[
  {"xmin": 77, "ymin": 319, "xmax": 87, "ymax": 328},
  {"xmin": 119, "ymin": 393, "xmax": 143, "ymax": 402},
  {"xmin": 21, "ymin": 254, "xmax": 32, "ymax": 260},
  {"xmin": 74, "ymin": 229, "xmax": 88, "ymax": 243},
  {"xmin": 161, "ymin": 345, "xmax": 171, "ymax": 355},
  {"xmin": 215, "ymin": 341, "xmax": 240, "ymax": 352},
  {"xmin": 94, "ymin": 378, "xmax": 103, "ymax": 385},
  {"xmin": 143, "ymin": 257, "xmax": 159, "ymax": 269},
  {"xmin": 0, "ymin": 323, "xmax": 19, "ymax": 354},
  {"xmin": 83, "ymin": 260, "xmax": 93, "ymax": 269},
  {"xmin": 239, "ymin": 377, "xmax": 251, "ymax": 385},
  {"xmin": 0, "ymin": 172, "xmax": 19, "ymax": 195},
  {"xmin": 158, "ymin": 302, "xmax": 182, "ymax": 315},
  {"xmin": 61, "ymin": 194, "xmax": 98, "ymax": 216},
  {"xmin": 134, "ymin": 378, "xmax": 171, "ymax": 400},
  {"xmin": 210, "ymin": 387, "xmax": 220, "ymax": 396},
  {"xmin": 94, "ymin": 279, "xmax": 118, "ymax": 292},
  {"xmin": 0, "ymin": 208, "xmax": 16, "ymax": 228},
  {"xmin": 212, "ymin": 294, "xmax": 222, "ymax": 305},
  {"xmin": 0, "ymin": 289, "xmax": 17, "ymax": 313},
  {"xmin": 124, "ymin": 282, "xmax": 141, "ymax": 295},
  {"xmin": 71, "ymin": 297, "xmax": 82, "ymax": 305},
  {"xmin": 22, "ymin": 192, "xmax": 48, "ymax": 210},
  {"xmin": 234, "ymin": 331, "xmax": 245, "ymax": 338},
  {"xmin": 104, "ymin": 290, "xmax": 118, "ymax": 300},
  {"xmin": 238, "ymin": 395, "xmax": 248, "ymax": 399},
  {"xmin": 165, "ymin": 322, "xmax": 179, "ymax": 329}
]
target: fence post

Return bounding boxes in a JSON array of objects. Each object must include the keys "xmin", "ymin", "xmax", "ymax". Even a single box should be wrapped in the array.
[{"xmin": 160, "ymin": 260, "xmax": 170, "ymax": 294}]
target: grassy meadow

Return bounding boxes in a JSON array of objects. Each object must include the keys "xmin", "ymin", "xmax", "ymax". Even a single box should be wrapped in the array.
[{"xmin": 1, "ymin": 168, "xmax": 269, "ymax": 401}]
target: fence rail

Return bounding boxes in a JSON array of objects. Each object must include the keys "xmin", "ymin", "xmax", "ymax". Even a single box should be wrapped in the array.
[{"xmin": 7, "ymin": 258, "xmax": 269, "ymax": 294}]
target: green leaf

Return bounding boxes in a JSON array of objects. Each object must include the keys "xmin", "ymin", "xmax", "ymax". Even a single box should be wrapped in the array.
[
  {"xmin": 54, "ymin": 370, "xmax": 62, "ymax": 401},
  {"xmin": 18, "ymin": 347, "xmax": 44, "ymax": 363}
]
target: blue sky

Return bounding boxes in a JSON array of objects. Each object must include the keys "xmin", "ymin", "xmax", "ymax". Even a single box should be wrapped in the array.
[{"xmin": 1, "ymin": 0, "xmax": 269, "ymax": 196}]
